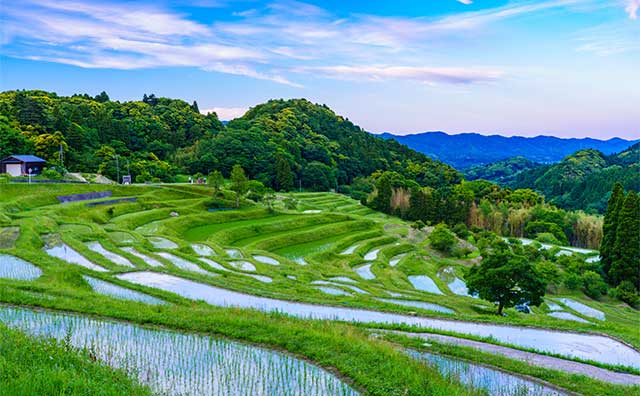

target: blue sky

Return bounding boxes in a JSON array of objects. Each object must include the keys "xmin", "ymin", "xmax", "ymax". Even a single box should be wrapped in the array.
[{"xmin": 1, "ymin": 0, "xmax": 638, "ymax": 139}]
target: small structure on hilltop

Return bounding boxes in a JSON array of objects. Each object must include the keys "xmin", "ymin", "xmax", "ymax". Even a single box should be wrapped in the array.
[{"xmin": 0, "ymin": 155, "xmax": 47, "ymax": 177}]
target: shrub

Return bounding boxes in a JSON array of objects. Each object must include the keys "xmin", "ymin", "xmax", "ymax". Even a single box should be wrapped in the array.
[
  {"xmin": 429, "ymin": 223, "xmax": 456, "ymax": 253},
  {"xmin": 42, "ymin": 168, "xmax": 62, "ymax": 180},
  {"xmin": 610, "ymin": 281, "xmax": 639, "ymax": 306},
  {"xmin": 535, "ymin": 232, "xmax": 562, "ymax": 246},
  {"xmin": 581, "ymin": 271, "xmax": 607, "ymax": 299},
  {"xmin": 564, "ymin": 273, "xmax": 582, "ymax": 290},
  {"xmin": 452, "ymin": 223, "xmax": 470, "ymax": 239},
  {"xmin": 411, "ymin": 220, "xmax": 426, "ymax": 230},
  {"xmin": 283, "ymin": 198, "xmax": 297, "ymax": 210}
]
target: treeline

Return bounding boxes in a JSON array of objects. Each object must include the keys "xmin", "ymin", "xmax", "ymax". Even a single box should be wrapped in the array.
[
  {"xmin": 600, "ymin": 183, "xmax": 640, "ymax": 304},
  {"xmin": 358, "ymin": 172, "xmax": 603, "ymax": 249},
  {"xmin": 0, "ymin": 91, "xmax": 461, "ymax": 190}
]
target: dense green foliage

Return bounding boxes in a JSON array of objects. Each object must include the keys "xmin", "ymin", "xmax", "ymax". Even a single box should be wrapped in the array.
[
  {"xmin": 511, "ymin": 146, "xmax": 640, "ymax": 213},
  {"xmin": 0, "ymin": 91, "xmax": 461, "ymax": 190},
  {"xmin": 361, "ymin": 172, "xmax": 603, "ymax": 249},
  {"xmin": 464, "ymin": 156, "xmax": 540, "ymax": 185},
  {"xmin": 0, "ymin": 324, "xmax": 151, "ymax": 396},
  {"xmin": 601, "ymin": 183, "xmax": 640, "ymax": 302},
  {"xmin": 466, "ymin": 240, "xmax": 546, "ymax": 315}
]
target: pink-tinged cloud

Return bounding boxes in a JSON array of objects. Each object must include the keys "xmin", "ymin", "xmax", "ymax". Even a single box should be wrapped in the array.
[
  {"xmin": 457, "ymin": 0, "xmax": 473, "ymax": 4},
  {"xmin": 627, "ymin": 0, "xmax": 639, "ymax": 19},
  {"xmin": 295, "ymin": 65, "xmax": 504, "ymax": 84}
]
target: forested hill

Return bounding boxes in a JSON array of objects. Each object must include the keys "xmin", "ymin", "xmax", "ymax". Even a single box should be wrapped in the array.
[
  {"xmin": 509, "ymin": 144, "xmax": 640, "ymax": 213},
  {"xmin": 0, "ymin": 91, "xmax": 461, "ymax": 190},
  {"xmin": 464, "ymin": 156, "xmax": 540, "ymax": 185},
  {"xmin": 379, "ymin": 131, "xmax": 638, "ymax": 169}
]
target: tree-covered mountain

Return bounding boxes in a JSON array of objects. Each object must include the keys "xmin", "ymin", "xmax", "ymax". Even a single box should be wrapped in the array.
[
  {"xmin": 464, "ymin": 156, "xmax": 541, "ymax": 185},
  {"xmin": 379, "ymin": 131, "xmax": 638, "ymax": 169},
  {"xmin": 0, "ymin": 91, "xmax": 461, "ymax": 190},
  {"xmin": 510, "ymin": 145, "xmax": 640, "ymax": 213}
]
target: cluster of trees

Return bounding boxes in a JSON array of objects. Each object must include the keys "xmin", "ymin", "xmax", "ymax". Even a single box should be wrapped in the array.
[
  {"xmin": 0, "ymin": 90, "xmax": 223, "ymax": 182},
  {"xmin": 0, "ymin": 92, "xmax": 460, "ymax": 189},
  {"xmin": 511, "ymin": 146, "xmax": 640, "ymax": 213},
  {"xmin": 464, "ymin": 156, "xmax": 540, "ymax": 185},
  {"xmin": 361, "ymin": 172, "xmax": 603, "ymax": 249},
  {"xmin": 600, "ymin": 183, "xmax": 640, "ymax": 304}
]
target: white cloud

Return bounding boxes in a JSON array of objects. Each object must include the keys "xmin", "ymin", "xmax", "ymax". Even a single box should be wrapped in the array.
[
  {"xmin": 201, "ymin": 107, "xmax": 249, "ymax": 120},
  {"xmin": 626, "ymin": 0, "xmax": 639, "ymax": 19},
  {"xmin": 457, "ymin": 0, "xmax": 473, "ymax": 4},
  {"xmin": 296, "ymin": 65, "xmax": 504, "ymax": 84}
]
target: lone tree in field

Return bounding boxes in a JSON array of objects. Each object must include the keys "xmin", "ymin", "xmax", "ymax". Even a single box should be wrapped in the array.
[
  {"xmin": 466, "ymin": 241, "xmax": 546, "ymax": 315},
  {"xmin": 230, "ymin": 164, "xmax": 248, "ymax": 208},
  {"xmin": 208, "ymin": 170, "xmax": 224, "ymax": 197}
]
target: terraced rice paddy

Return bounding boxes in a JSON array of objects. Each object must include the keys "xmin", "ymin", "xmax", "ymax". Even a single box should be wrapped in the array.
[
  {"xmin": 0, "ymin": 306, "xmax": 359, "ymax": 396},
  {"xmin": 556, "ymin": 298, "xmax": 605, "ymax": 321},
  {"xmin": 409, "ymin": 351, "xmax": 567, "ymax": 396},
  {"xmin": 0, "ymin": 254, "xmax": 42, "ymax": 280},
  {"xmin": 157, "ymin": 253, "xmax": 217, "ymax": 277},
  {"xmin": 115, "ymin": 271, "xmax": 640, "ymax": 368},
  {"xmin": 44, "ymin": 242, "xmax": 108, "ymax": 272},
  {"xmin": 121, "ymin": 247, "xmax": 164, "ymax": 267},
  {"xmin": 87, "ymin": 242, "xmax": 135, "ymax": 267},
  {"xmin": 3, "ymin": 186, "xmax": 637, "ymax": 395},
  {"xmin": 408, "ymin": 275, "xmax": 444, "ymax": 295},
  {"xmin": 83, "ymin": 275, "xmax": 165, "ymax": 305}
]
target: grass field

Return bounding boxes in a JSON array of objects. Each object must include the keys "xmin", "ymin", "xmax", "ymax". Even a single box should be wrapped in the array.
[{"xmin": 0, "ymin": 182, "xmax": 638, "ymax": 396}]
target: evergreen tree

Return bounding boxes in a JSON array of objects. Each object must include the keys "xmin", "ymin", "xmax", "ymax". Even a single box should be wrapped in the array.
[
  {"xmin": 275, "ymin": 155, "xmax": 294, "ymax": 191},
  {"xmin": 601, "ymin": 182, "xmax": 625, "ymax": 278},
  {"xmin": 94, "ymin": 91, "xmax": 110, "ymax": 103},
  {"xmin": 610, "ymin": 192, "xmax": 640, "ymax": 288}
]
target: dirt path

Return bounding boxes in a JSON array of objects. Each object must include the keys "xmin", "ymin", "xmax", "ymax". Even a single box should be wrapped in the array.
[{"xmin": 389, "ymin": 331, "xmax": 640, "ymax": 386}]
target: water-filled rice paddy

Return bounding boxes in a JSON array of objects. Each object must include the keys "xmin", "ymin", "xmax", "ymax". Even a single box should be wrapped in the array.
[
  {"xmin": 408, "ymin": 350, "xmax": 567, "ymax": 396},
  {"xmin": 316, "ymin": 286, "xmax": 352, "ymax": 296},
  {"xmin": 375, "ymin": 298, "xmax": 455, "ymax": 314},
  {"xmin": 44, "ymin": 242, "xmax": 108, "ymax": 272},
  {"xmin": 157, "ymin": 253, "xmax": 217, "ymax": 277},
  {"xmin": 228, "ymin": 261, "xmax": 256, "ymax": 271},
  {"xmin": 556, "ymin": 298, "xmax": 605, "ymax": 321},
  {"xmin": 354, "ymin": 264, "xmax": 375, "ymax": 280},
  {"xmin": 0, "ymin": 306, "xmax": 359, "ymax": 396},
  {"xmin": 547, "ymin": 312, "xmax": 590, "ymax": 324},
  {"xmin": 192, "ymin": 244, "xmax": 215, "ymax": 256},
  {"xmin": 87, "ymin": 242, "xmax": 135, "ymax": 267},
  {"xmin": 408, "ymin": 275, "xmax": 444, "ymax": 295},
  {"xmin": 116, "ymin": 271, "xmax": 640, "ymax": 368},
  {"xmin": 149, "ymin": 236, "xmax": 178, "ymax": 249},
  {"xmin": 253, "ymin": 255, "xmax": 280, "ymax": 265},
  {"xmin": 121, "ymin": 247, "xmax": 164, "ymax": 267},
  {"xmin": 0, "ymin": 254, "xmax": 42, "ymax": 280},
  {"xmin": 83, "ymin": 275, "xmax": 165, "ymax": 305}
]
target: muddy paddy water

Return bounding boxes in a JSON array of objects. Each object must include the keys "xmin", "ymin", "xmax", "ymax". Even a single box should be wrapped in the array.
[
  {"xmin": 116, "ymin": 271, "xmax": 640, "ymax": 368},
  {"xmin": 0, "ymin": 306, "xmax": 359, "ymax": 396}
]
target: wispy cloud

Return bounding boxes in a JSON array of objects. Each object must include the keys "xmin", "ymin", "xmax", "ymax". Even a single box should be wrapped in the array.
[
  {"xmin": 627, "ymin": 0, "xmax": 639, "ymax": 19},
  {"xmin": 295, "ymin": 65, "xmax": 504, "ymax": 84},
  {"xmin": 0, "ymin": 0, "xmax": 614, "ymax": 87}
]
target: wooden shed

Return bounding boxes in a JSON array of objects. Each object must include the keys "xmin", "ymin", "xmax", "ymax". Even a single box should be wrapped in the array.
[{"xmin": 0, "ymin": 155, "xmax": 47, "ymax": 177}]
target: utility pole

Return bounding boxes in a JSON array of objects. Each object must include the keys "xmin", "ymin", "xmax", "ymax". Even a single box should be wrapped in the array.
[
  {"xmin": 59, "ymin": 144, "xmax": 64, "ymax": 168},
  {"xmin": 115, "ymin": 155, "xmax": 120, "ymax": 184}
]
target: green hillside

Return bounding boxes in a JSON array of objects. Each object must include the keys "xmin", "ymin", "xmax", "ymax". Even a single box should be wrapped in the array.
[
  {"xmin": 463, "ymin": 156, "xmax": 541, "ymax": 185},
  {"xmin": 510, "ymin": 145, "xmax": 640, "ymax": 213},
  {"xmin": 0, "ymin": 91, "xmax": 461, "ymax": 190}
]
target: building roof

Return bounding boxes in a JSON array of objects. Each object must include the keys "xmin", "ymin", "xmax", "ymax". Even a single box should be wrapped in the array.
[{"xmin": 1, "ymin": 155, "xmax": 47, "ymax": 163}]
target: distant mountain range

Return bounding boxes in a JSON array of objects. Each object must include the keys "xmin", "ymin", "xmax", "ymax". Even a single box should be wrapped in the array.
[{"xmin": 378, "ymin": 131, "xmax": 639, "ymax": 170}]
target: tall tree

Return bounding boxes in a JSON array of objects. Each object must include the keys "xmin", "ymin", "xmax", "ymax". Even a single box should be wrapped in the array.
[
  {"xmin": 610, "ymin": 192, "xmax": 640, "ymax": 288},
  {"xmin": 230, "ymin": 164, "xmax": 248, "ymax": 208},
  {"xmin": 601, "ymin": 182, "xmax": 625, "ymax": 278},
  {"xmin": 208, "ymin": 170, "xmax": 224, "ymax": 196},
  {"xmin": 466, "ymin": 242, "xmax": 546, "ymax": 315},
  {"xmin": 275, "ymin": 155, "xmax": 294, "ymax": 191}
]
